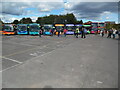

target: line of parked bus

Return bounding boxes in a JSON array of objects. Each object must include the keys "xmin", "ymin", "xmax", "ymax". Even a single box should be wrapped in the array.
[{"xmin": 0, "ymin": 22, "xmax": 105, "ymax": 35}]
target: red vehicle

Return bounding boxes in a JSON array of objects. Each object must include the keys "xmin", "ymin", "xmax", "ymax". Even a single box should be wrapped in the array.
[
  {"xmin": 2, "ymin": 24, "xmax": 16, "ymax": 35},
  {"xmin": 98, "ymin": 22, "xmax": 105, "ymax": 33},
  {"xmin": 91, "ymin": 22, "xmax": 98, "ymax": 34}
]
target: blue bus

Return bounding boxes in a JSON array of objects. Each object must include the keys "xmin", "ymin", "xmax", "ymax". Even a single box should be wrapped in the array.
[
  {"xmin": 65, "ymin": 24, "xmax": 75, "ymax": 35},
  {"xmin": 42, "ymin": 24, "xmax": 53, "ymax": 35},
  {"xmin": 17, "ymin": 24, "xmax": 28, "ymax": 35},
  {"xmin": 28, "ymin": 23, "xmax": 40, "ymax": 35}
]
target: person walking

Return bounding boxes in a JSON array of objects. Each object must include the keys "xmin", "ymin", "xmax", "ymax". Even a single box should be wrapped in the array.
[
  {"xmin": 63, "ymin": 28, "xmax": 67, "ymax": 37},
  {"xmin": 112, "ymin": 29, "xmax": 117, "ymax": 39},
  {"xmin": 107, "ymin": 29, "xmax": 113, "ymax": 38},
  {"xmin": 100, "ymin": 30, "xmax": 104, "ymax": 37},
  {"xmin": 81, "ymin": 26, "xmax": 86, "ymax": 38},
  {"xmin": 39, "ymin": 29, "xmax": 42, "ymax": 37},
  {"xmin": 75, "ymin": 28, "xmax": 79, "ymax": 38},
  {"xmin": 50, "ymin": 29, "xmax": 54, "ymax": 36},
  {"xmin": 57, "ymin": 29, "xmax": 61, "ymax": 37},
  {"xmin": 118, "ymin": 30, "xmax": 120, "ymax": 40}
]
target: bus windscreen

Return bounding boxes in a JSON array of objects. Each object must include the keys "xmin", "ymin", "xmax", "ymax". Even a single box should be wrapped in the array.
[
  {"xmin": 18, "ymin": 25, "xmax": 27, "ymax": 31},
  {"xmin": 29, "ymin": 25, "xmax": 40, "ymax": 31},
  {"xmin": 3, "ymin": 26, "xmax": 13, "ymax": 31}
]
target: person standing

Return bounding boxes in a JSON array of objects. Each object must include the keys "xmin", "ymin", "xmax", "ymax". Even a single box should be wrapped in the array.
[
  {"xmin": 57, "ymin": 29, "xmax": 60, "ymax": 37},
  {"xmin": 81, "ymin": 26, "xmax": 86, "ymax": 38}
]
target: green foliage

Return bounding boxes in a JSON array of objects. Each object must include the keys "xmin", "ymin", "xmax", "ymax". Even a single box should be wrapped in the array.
[
  {"xmin": 19, "ymin": 18, "xmax": 32, "ymax": 24},
  {"xmin": 105, "ymin": 23, "xmax": 120, "ymax": 30},
  {"xmin": 12, "ymin": 20, "xmax": 19, "ymax": 24},
  {"xmin": 36, "ymin": 13, "xmax": 77, "ymax": 24}
]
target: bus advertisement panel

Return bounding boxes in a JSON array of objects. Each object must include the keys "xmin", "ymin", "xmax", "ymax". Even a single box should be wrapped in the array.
[
  {"xmin": 43, "ymin": 24, "xmax": 53, "ymax": 35},
  {"xmin": 91, "ymin": 22, "xmax": 98, "ymax": 34},
  {"xmin": 55, "ymin": 24, "xmax": 64, "ymax": 35},
  {"xmin": 28, "ymin": 23, "xmax": 40, "ymax": 35},
  {"xmin": 2, "ymin": 24, "xmax": 15, "ymax": 35},
  {"xmin": 65, "ymin": 24, "xmax": 75, "ymax": 35},
  {"xmin": 17, "ymin": 24, "xmax": 28, "ymax": 35}
]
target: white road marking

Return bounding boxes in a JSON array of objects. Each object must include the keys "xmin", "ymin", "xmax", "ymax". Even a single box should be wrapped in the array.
[
  {"xmin": 9, "ymin": 42, "xmax": 36, "ymax": 47},
  {"xmin": 2, "ymin": 57, "xmax": 23, "ymax": 64},
  {"xmin": 97, "ymin": 81, "xmax": 103, "ymax": 84},
  {"xmin": 0, "ymin": 63, "xmax": 22, "ymax": 72}
]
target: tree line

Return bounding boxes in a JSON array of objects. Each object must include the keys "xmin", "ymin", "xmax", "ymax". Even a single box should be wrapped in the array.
[{"xmin": 12, "ymin": 13, "xmax": 83, "ymax": 25}]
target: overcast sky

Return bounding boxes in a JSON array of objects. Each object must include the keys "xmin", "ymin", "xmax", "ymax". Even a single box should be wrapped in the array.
[{"xmin": 0, "ymin": 0, "xmax": 119, "ymax": 23}]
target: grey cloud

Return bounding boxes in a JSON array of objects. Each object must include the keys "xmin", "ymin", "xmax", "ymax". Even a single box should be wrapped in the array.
[
  {"xmin": 71, "ymin": 2, "xmax": 118, "ymax": 20},
  {"xmin": 0, "ymin": 2, "xmax": 64, "ymax": 16},
  {"xmin": 1, "ymin": 2, "xmax": 29, "ymax": 15}
]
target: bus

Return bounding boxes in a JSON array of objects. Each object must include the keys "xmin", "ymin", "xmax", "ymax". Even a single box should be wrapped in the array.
[
  {"xmin": 2, "ymin": 24, "xmax": 16, "ymax": 35},
  {"xmin": 0, "ymin": 24, "xmax": 3, "ymax": 35},
  {"xmin": 54, "ymin": 24, "xmax": 64, "ymax": 35},
  {"xmin": 91, "ymin": 22, "xmax": 98, "ymax": 34},
  {"xmin": 98, "ymin": 22, "xmax": 105, "ymax": 32},
  {"xmin": 75, "ymin": 24, "xmax": 82, "ymax": 34},
  {"xmin": 83, "ymin": 25, "xmax": 92, "ymax": 34},
  {"xmin": 42, "ymin": 24, "xmax": 53, "ymax": 35},
  {"xmin": 28, "ymin": 23, "xmax": 40, "ymax": 35},
  {"xmin": 17, "ymin": 24, "xmax": 28, "ymax": 35},
  {"xmin": 65, "ymin": 24, "xmax": 75, "ymax": 35}
]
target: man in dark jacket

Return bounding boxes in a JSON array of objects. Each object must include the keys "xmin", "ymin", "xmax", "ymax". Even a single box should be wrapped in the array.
[{"xmin": 81, "ymin": 26, "xmax": 86, "ymax": 38}]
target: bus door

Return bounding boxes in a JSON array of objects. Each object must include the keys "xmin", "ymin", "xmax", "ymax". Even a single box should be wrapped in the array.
[
  {"xmin": 17, "ymin": 24, "xmax": 28, "ymax": 35},
  {"xmin": 55, "ymin": 24, "xmax": 64, "ymax": 35},
  {"xmin": 91, "ymin": 23, "xmax": 98, "ymax": 34},
  {"xmin": 98, "ymin": 23, "xmax": 105, "ymax": 33},
  {"xmin": 66, "ymin": 24, "xmax": 75, "ymax": 35},
  {"xmin": 43, "ymin": 24, "xmax": 53, "ymax": 35},
  {"xmin": 28, "ymin": 24, "xmax": 40, "ymax": 35}
]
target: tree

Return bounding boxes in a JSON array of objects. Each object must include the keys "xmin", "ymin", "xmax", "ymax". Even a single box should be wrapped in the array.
[
  {"xmin": 65, "ymin": 13, "xmax": 77, "ymax": 24},
  {"xmin": 36, "ymin": 13, "xmax": 78, "ymax": 24},
  {"xmin": 12, "ymin": 20, "xmax": 19, "ymax": 24},
  {"xmin": 20, "ymin": 17, "xmax": 32, "ymax": 24}
]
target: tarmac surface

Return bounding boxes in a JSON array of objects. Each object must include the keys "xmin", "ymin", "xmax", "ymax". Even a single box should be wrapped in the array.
[{"xmin": 1, "ymin": 34, "xmax": 118, "ymax": 88}]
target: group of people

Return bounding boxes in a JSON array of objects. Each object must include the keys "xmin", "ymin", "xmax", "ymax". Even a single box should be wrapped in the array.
[
  {"xmin": 39, "ymin": 27, "xmax": 120, "ymax": 40},
  {"xmin": 39, "ymin": 26, "xmax": 88, "ymax": 38},
  {"xmin": 99, "ymin": 28, "xmax": 120, "ymax": 39}
]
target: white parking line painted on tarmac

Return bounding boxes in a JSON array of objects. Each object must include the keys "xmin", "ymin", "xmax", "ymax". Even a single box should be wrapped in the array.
[
  {"xmin": 2, "ymin": 57, "xmax": 23, "ymax": 64},
  {"xmin": 0, "ymin": 63, "xmax": 22, "ymax": 72},
  {"xmin": 7, "ymin": 42, "xmax": 36, "ymax": 47},
  {"xmin": 4, "ymin": 45, "xmax": 47, "ymax": 57}
]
